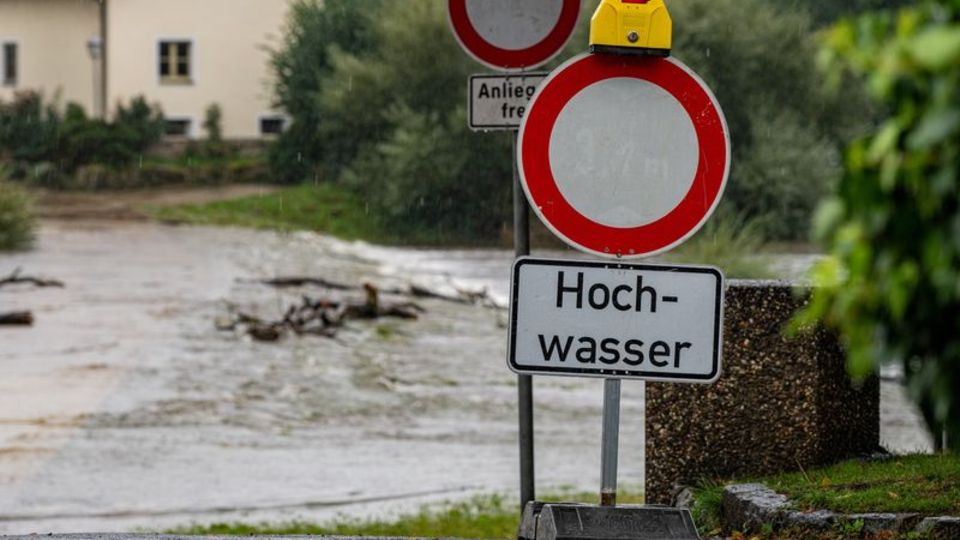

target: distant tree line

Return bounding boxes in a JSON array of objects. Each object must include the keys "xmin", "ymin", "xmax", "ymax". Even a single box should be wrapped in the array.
[{"xmin": 268, "ymin": 0, "xmax": 913, "ymax": 242}]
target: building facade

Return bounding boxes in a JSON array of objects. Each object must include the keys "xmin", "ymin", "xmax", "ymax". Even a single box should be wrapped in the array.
[{"xmin": 0, "ymin": 0, "xmax": 291, "ymax": 140}]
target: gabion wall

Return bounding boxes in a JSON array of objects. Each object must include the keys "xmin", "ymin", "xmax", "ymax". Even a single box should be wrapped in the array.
[{"xmin": 645, "ymin": 281, "xmax": 880, "ymax": 504}]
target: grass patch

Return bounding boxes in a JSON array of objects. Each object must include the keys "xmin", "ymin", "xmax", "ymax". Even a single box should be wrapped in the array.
[
  {"xmin": 765, "ymin": 454, "xmax": 960, "ymax": 515},
  {"xmin": 167, "ymin": 488, "xmax": 644, "ymax": 539},
  {"xmin": 665, "ymin": 216, "xmax": 773, "ymax": 279},
  {"xmin": 149, "ymin": 182, "xmax": 386, "ymax": 243},
  {"xmin": 687, "ymin": 454, "xmax": 960, "ymax": 538}
]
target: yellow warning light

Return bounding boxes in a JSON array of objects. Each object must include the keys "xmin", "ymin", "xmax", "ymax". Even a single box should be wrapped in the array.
[{"xmin": 589, "ymin": 0, "xmax": 672, "ymax": 57}]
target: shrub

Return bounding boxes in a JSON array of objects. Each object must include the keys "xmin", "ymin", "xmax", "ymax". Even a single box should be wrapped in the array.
[
  {"xmin": 0, "ymin": 180, "xmax": 34, "ymax": 251},
  {"xmin": 0, "ymin": 93, "xmax": 162, "ymax": 174},
  {"xmin": 798, "ymin": 3, "xmax": 960, "ymax": 445},
  {"xmin": 0, "ymin": 91, "xmax": 60, "ymax": 164}
]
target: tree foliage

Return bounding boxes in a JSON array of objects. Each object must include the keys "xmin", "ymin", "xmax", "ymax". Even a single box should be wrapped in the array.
[
  {"xmin": 798, "ymin": 2, "xmax": 960, "ymax": 445},
  {"xmin": 270, "ymin": 0, "xmax": 885, "ymax": 242},
  {"xmin": 670, "ymin": 0, "xmax": 874, "ymax": 240},
  {"xmin": 268, "ymin": 0, "xmax": 383, "ymax": 183}
]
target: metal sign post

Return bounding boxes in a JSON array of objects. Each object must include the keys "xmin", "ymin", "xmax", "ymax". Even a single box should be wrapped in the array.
[
  {"xmin": 513, "ymin": 133, "xmax": 535, "ymax": 509},
  {"xmin": 600, "ymin": 378, "xmax": 621, "ymax": 506}
]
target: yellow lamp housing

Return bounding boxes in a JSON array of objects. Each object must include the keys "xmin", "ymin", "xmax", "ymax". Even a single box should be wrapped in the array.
[{"xmin": 589, "ymin": 0, "xmax": 673, "ymax": 57}]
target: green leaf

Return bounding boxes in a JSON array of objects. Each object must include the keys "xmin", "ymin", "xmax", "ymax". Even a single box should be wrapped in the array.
[
  {"xmin": 908, "ymin": 109, "xmax": 960, "ymax": 149},
  {"xmin": 909, "ymin": 26, "xmax": 960, "ymax": 70}
]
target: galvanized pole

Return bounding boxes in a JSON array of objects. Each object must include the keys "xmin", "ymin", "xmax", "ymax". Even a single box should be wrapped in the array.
[
  {"xmin": 513, "ymin": 133, "xmax": 535, "ymax": 510},
  {"xmin": 600, "ymin": 378, "xmax": 622, "ymax": 506}
]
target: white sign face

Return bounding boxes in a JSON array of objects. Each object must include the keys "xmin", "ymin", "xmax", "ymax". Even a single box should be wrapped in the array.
[
  {"xmin": 508, "ymin": 258, "xmax": 724, "ymax": 383},
  {"xmin": 464, "ymin": 0, "xmax": 564, "ymax": 51},
  {"xmin": 469, "ymin": 73, "xmax": 546, "ymax": 131},
  {"xmin": 548, "ymin": 77, "xmax": 699, "ymax": 228}
]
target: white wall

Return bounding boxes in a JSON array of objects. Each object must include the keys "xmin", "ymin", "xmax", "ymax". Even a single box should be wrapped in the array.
[
  {"xmin": 108, "ymin": 0, "xmax": 291, "ymax": 139},
  {"xmin": 0, "ymin": 0, "xmax": 99, "ymax": 111}
]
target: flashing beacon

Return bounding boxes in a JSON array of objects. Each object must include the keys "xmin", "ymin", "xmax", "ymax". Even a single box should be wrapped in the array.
[{"xmin": 589, "ymin": 0, "xmax": 673, "ymax": 57}]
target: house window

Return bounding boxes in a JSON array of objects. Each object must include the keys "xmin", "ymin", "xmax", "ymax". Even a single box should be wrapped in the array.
[
  {"xmin": 2, "ymin": 42, "xmax": 16, "ymax": 86},
  {"xmin": 164, "ymin": 118, "xmax": 192, "ymax": 137},
  {"xmin": 158, "ymin": 40, "xmax": 191, "ymax": 84},
  {"xmin": 259, "ymin": 116, "xmax": 286, "ymax": 136}
]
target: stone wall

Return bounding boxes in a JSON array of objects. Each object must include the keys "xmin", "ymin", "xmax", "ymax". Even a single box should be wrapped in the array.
[{"xmin": 645, "ymin": 281, "xmax": 880, "ymax": 504}]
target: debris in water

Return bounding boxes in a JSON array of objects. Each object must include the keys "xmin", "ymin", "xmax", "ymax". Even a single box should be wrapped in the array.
[
  {"xmin": 0, "ymin": 267, "xmax": 65, "ymax": 289},
  {"xmin": 219, "ymin": 283, "xmax": 425, "ymax": 342},
  {"xmin": 0, "ymin": 311, "xmax": 34, "ymax": 326}
]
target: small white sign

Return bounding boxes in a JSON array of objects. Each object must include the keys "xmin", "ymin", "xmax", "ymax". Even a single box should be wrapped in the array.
[
  {"xmin": 508, "ymin": 258, "xmax": 724, "ymax": 383},
  {"xmin": 469, "ymin": 73, "xmax": 546, "ymax": 131}
]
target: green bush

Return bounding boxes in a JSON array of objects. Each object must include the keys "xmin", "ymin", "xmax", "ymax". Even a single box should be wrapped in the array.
[
  {"xmin": 1, "ymin": 93, "xmax": 163, "ymax": 174},
  {"xmin": 0, "ymin": 180, "xmax": 34, "ymax": 251},
  {"xmin": 0, "ymin": 91, "xmax": 60, "ymax": 164},
  {"xmin": 798, "ymin": 2, "xmax": 960, "ymax": 445}
]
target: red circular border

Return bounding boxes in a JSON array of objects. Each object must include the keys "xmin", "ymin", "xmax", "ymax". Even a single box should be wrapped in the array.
[
  {"xmin": 448, "ymin": 0, "xmax": 581, "ymax": 71},
  {"xmin": 519, "ymin": 54, "xmax": 730, "ymax": 257}
]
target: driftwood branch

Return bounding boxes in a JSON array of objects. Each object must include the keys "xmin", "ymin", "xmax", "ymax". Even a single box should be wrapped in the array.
[
  {"xmin": 0, "ymin": 311, "xmax": 34, "ymax": 326},
  {"xmin": 257, "ymin": 275, "xmax": 499, "ymax": 308},
  {"xmin": 0, "ymin": 268, "xmax": 65, "ymax": 289}
]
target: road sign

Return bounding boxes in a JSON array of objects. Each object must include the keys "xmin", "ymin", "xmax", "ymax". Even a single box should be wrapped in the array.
[
  {"xmin": 517, "ymin": 53, "xmax": 731, "ymax": 258},
  {"xmin": 508, "ymin": 258, "xmax": 723, "ymax": 383},
  {"xmin": 448, "ymin": 0, "xmax": 581, "ymax": 72},
  {"xmin": 469, "ymin": 73, "xmax": 547, "ymax": 131}
]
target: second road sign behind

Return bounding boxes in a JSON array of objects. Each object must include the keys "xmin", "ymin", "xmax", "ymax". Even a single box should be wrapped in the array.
[{"xmin": 448, "ymin": 0, "xmax": 581, "ymax": 72}]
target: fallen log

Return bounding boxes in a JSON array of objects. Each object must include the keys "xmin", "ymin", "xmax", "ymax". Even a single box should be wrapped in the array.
[
  {"xmin": 0, "ymin": 268, "xmax": 64, "ymax": 289},
  {"xmin": 0, "ymin": 311, "xmax": 34, "ymax": 326}
]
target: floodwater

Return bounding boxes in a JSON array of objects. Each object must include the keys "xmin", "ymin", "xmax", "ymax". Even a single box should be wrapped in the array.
[{"xmin": 0, "ymin": 221, "xmax": 933, "ymax": 534}]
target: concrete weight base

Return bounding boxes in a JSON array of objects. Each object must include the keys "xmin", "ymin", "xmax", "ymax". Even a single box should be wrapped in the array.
[{"xmin": 518, "ymin": 502, "xmax": 700, "ymax": 540}]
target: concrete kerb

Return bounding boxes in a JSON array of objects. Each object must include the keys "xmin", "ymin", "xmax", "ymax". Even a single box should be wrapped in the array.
[{"xmin": 720, "ymin": 483, "xmax": 958, "ymax": 537}]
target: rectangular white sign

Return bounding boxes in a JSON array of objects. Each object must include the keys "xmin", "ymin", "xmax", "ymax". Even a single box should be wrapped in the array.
[
  {"xmin": 508, "ymin": 258, "xmax": 724, "ymax": 383},
  {"xmin": 468, "ymin": 73, "xmax": 547, "ymax": 131}
]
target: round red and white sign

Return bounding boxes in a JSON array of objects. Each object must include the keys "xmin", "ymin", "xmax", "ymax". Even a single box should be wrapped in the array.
[
  {"xmin": 448, "ymin": 0, "xmax": 581, "ymax": 72},
  {"xmin": 518, "ymin": 53, "xmax": 731, "ymax": 258}
]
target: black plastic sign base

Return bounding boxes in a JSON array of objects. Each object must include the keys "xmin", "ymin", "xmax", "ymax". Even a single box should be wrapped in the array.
[{"xmin": 519, "ymin": 502, "xmax": 700, "ymax": 540}]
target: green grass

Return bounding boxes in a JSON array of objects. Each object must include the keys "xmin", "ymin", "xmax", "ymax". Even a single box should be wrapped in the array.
[
  {"xmin": 765, "ymin": 454, "xmax": 960, "ymax": 515},
  {"xmin": 149, "ymin": 182, "xmax": 386, "ymax": 243},
  {"xmin": 167, "ymin": 488, "xmax": 644, "ymax": 538}
]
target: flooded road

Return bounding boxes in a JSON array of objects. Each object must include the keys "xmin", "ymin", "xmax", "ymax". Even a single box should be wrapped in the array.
[{"xmin": 0, "ymin": 221, "xmax": 932, "ymax": 533}]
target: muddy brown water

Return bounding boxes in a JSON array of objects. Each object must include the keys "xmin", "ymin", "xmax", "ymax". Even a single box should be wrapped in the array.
[{"xmin": 0, "ymin": 220, "xmax": 932, "ymax": 533}]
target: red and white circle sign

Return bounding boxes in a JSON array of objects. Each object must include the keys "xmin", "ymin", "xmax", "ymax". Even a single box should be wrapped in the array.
[
  {"xmin": 518, "ymin": 53, "xmax": 731, "ymax": 258},
  {"xmin": 448, "ymin": 0, "xmax": 581, "ymax": 72}
]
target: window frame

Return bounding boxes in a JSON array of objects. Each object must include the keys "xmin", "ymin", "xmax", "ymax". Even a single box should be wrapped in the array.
[
  {"xmin": 163, "ymin": 116, "xmax": 195, "ymax": 138},
  {"xmin": 1, "ymin": 40, "xmax": 18, "ymax": 87},
  {"xmin": 157, "ymin": 38, "xmax": 195, "ymax": 85},
  {"xmin": 258, "ymin": 114, "xmax": 288, "ymax": 137}
]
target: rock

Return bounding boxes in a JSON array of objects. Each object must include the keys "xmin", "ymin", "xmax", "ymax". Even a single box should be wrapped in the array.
[
  {"xmin": 673, "ymin": 486, "xmax": 696, "ymax": 509},
  {"xmin": 916, "ymin": 516, "xmax": 960, "ymax": 539},
  {"xmin": 721, "ymin": 484, "xmax": 789, "ymax": 530},
  {"xmin": 845, "ymin": 513, "xmax": 922, "ymax": 534},
  {"xmin": 784, "ymin": 509, "xmax": 836, "ymax": 531}
]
